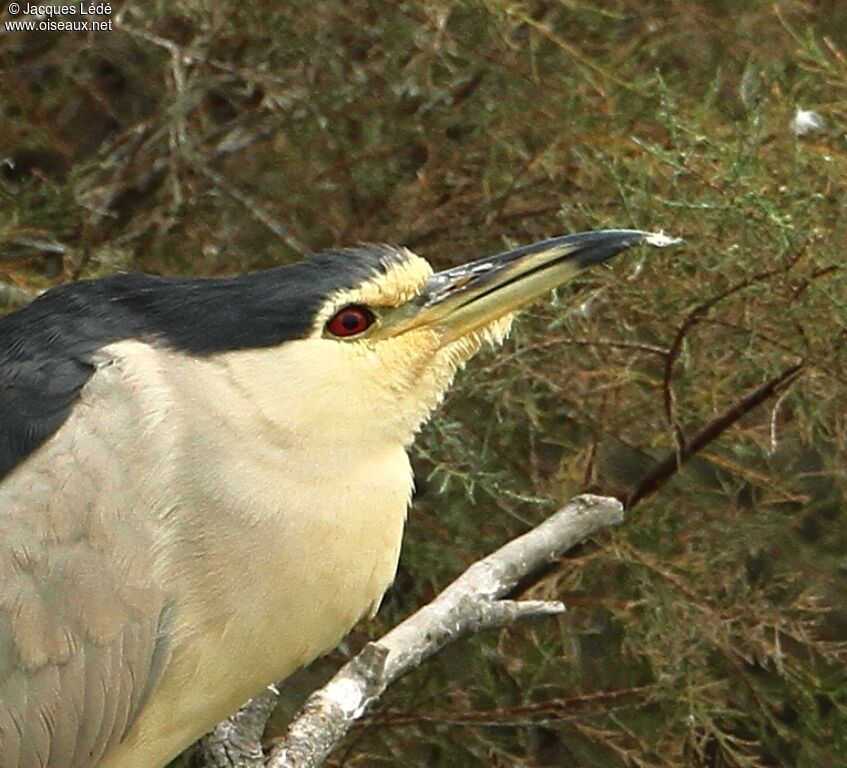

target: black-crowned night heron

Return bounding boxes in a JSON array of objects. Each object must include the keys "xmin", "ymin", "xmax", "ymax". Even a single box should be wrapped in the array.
[{"xmin": 0, "ymin": 229, "xmax": 669, "ymax": 767}]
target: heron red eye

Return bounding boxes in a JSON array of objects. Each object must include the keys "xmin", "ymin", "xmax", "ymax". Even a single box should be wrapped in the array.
[{"xmin": 325, "ymin": 305, "xmax": 375, "ymax": 337}]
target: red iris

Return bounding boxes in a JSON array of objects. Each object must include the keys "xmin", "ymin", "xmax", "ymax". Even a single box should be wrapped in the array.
[{"xmin": 325, "ymin": 305, "xmax": 375, "ymax": 337}]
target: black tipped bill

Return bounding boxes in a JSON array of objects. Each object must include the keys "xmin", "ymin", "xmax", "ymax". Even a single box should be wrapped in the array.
[{"xmin": 386, "ymin": 229, "xmax": 679, "ymax": 342}]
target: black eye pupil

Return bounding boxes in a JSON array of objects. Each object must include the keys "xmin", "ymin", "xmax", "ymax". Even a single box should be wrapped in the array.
[{"xmin": 342, "ymin": 312, "xmax": 362, "ymax": 329}]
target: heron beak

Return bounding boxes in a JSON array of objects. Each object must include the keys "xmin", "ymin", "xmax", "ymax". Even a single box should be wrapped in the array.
[{"xmin": 384, "ymin": 229, "xmax": 678, "ymax": 343}]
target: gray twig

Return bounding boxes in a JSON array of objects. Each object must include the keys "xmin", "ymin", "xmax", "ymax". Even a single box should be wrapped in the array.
[{"xmin": 192, "ymin": 687, "xmax": 281, "ymax": 768}]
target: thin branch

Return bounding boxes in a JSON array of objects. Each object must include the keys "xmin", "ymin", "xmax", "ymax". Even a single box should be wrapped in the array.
[
  {"xmin": 114, "ymin": 17, "xmax": 190, "ymax": 207},
  {"xmin": 625, "ymin": 363, "xmax": 803, "ymax": 509},
  {"xmin": 192, "ymin": 163, "xmax": 307, "ymax": 256},
  {"xmin": 661, "ymin": 249, "xmax": 807, "ymax": 431},
  {"xmin": 361, "ymin": 684, "xmax": 654, "ymax": 728}
]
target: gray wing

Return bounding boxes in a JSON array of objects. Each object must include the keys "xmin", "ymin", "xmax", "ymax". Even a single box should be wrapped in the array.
[{"xmin": 0, "ymin": 359, "xmax": 173, "ymax": 768}]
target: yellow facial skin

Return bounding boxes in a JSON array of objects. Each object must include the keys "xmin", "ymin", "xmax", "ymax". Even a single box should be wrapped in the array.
[
  {"xmin": 301, "ymin": 230, "xmax": 662, "ymax": 446},
  {"xmin": 305, "ymin": 246, "xmax": 514, "ymax": 446}
]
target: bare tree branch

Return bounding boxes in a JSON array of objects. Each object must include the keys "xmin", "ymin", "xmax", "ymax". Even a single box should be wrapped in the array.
[
  {"xmin": 661, "ymin": 248, "xmax": 807, "ymax": 438},
  {"xmin": 196, "ymin": 494, "xmax": 623, "ymax": 767},
  {"xmin": 191, "ymin": 688, "xmax": 281, "ymax": 768},
  {"xmin": 626, "ymin": 362, "xmax": 804, "ymax": 509}
]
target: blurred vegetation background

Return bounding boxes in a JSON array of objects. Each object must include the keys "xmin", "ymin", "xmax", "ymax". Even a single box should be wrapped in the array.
[{"xmin": 2, "ymin": 1, "xmax": 847, "ymax": 766}]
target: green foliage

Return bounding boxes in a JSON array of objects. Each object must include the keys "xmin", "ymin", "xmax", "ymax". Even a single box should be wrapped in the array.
[{"xmin": 3, "ymin": 1, "xmax": 847, "ymax": 765}]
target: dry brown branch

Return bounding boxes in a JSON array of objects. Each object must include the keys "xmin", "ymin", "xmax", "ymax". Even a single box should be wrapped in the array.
[
  {"xmin": 626, "ymin": 362, "xmax": 804, "ymax": 508},
  {"xmin": 360, "ymin": 684, "xmax": 654, "ymax": 728},
  {"xmin": 196, "ymin": 494, "xmax": 624, "ymax": 768},
  {"xmin": 661, "ymin": 249, "xmax": 807, "ymax": 431}
]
